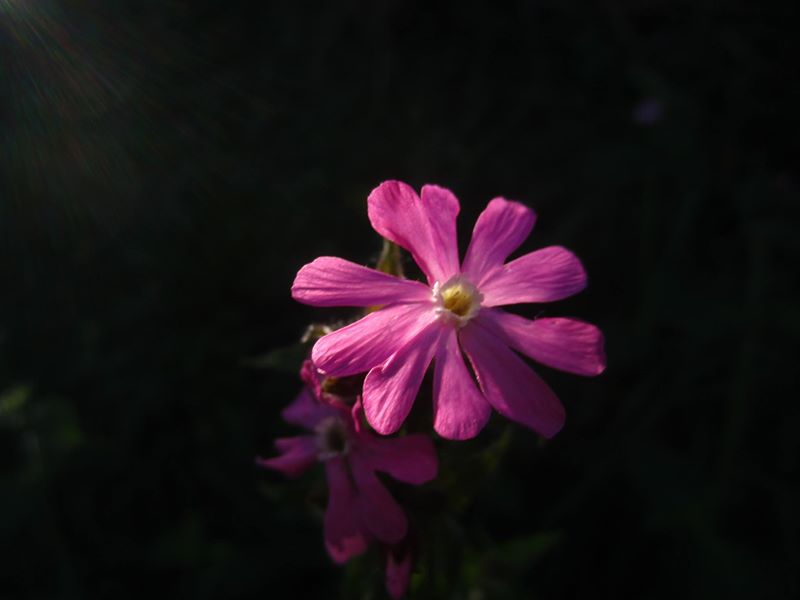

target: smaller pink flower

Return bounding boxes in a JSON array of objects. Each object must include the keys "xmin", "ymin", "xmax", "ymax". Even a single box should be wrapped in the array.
[{"xmin": 258, "ymin": 361, "xmax": 438, "ymax": 563}]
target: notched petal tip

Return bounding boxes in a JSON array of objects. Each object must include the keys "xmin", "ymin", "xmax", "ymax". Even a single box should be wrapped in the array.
[
  {"xmin": 487, "ymin": 196, "xmax": 537, "ymax": 222},
  {"xmin": 367, "ymin": 180, "xmax": 419, "ymax": 209},
  {"xmin": 420, "ymin": 183, "xmax": 461, "ymax": 214},
  {"xmin": 368, "ymin": 180, "xmax": 460, "ymax": 285}
]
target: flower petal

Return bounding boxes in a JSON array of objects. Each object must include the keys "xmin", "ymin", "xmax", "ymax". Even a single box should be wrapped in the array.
[
  {"xmin": 312, "ymin": 303, "xmax": 434, "ymax": 377},
  {"xmin": 324, "ymin": 458, "xmax": 370, "ymax": 563},
  {"xmin": 362, "ymin": 322, "xmax": 443, "ymax": 435},
  {"xmin": 256, "ymin": 435, "xmax": 318, "ymax": 477},
  {"xmin": 351, "ymin": 454, "xmax": 408, "ymax": 543},
  {"xmin": 367, "ymin": 181, "xmax": 460, "ymax": 285},
  {"xmin": 281, "ymin": 387, "xmax": 339, "ymax": 430},
  {"xmin": 432, "ymin": 328, "xmax": 491, "ymax": 440},
  {"xmin": 299, "ymin": 359, "xmax": 324, "ymax": 397},
  {"xmin": 459, "ymin": 321, "xmax": 565, "ymax": 438},
  {"xmin": 480, "ymin": 246, "xmax": 587, "ymax": 307},
  {"xmin": 462, "ymin": 197, "xmax": 536, "ymax": 284},
  {"xmin": 386, "ymin": 546, "xmax": 413, "ymax": 600},
  {"xmin": 359, "ymin": 434, "xmax": 438, "ymax": 485},
  {"xmin": 292, "ymin": 256, "xmax": 431, "ymax": 307},
  {"xmin": 478, "ymin": 310, "xmax": 606, "ymax": 376}
]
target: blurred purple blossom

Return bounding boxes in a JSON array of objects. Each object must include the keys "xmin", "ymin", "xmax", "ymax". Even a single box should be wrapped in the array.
[{"xmin": 632, "ymin": 97, "xmax": 664, "ymax": 125}]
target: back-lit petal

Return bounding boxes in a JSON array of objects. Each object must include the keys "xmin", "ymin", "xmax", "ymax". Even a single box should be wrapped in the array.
[
  {"xmin": 459, "ymin": 321, "xmax": 565, "ymax": 438},
  {"xmin": 480, "ymin": 246, "xmax": 587, "ymax": 307},
  {"xmin": 281, "ymin": 387, "xmax": 339, "ymax": 430},
  {"xmin": 292, "ymin": 256, "xmax": 431, "ymax": 307},
  {"xmin": 360, "ymin": 434, "xmax": 438, "ymax": 485},
  {"xmin": 350, "ymin": 454, "xmax": 408, "ymax": 543},
  {"xmin": 368, "ymin": 181, "xmax": 460, "ymax": 285},
  {"xmin": 312, "ymin": 303, "xmax": 433, "ymax": 377},
  {"xmin": 362, "ymin": 322, "xmax": 444, "ymax": 435},
  {"xmin": 257, "ymin": 435, "xmax": 318, "ymax": 477},
  {"xmin": 462, "ymin": 197, "xmax": 536, "ymax": 284},
  {"xmin": 324, "ymin": 458, "xmax": 370, "ymax": 563},
  {"xmin": 432, "ymin": 327, "xmax": 491, "ymax": 440},
  {"xmin": 478, "ymin": 310, "xmax": 606, "ymax": 376}
]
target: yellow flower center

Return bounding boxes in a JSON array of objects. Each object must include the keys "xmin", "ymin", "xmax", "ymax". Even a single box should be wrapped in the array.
[
  {"xmin": 433, "ymin": 277, "xmax": 483, "ymax": 326},
  {"xmin": 441, "ymin": 283, "xmax": 475, "ymax": 317}
]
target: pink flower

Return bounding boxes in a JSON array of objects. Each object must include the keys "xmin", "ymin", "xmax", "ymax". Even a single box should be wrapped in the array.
[
  {"xmin": 257, "ymin": 361, "xmax": 438, "ymax": 563},
  {"xmin": 292, "ymin": 181, "xmax": 606, "ymax": 440}
]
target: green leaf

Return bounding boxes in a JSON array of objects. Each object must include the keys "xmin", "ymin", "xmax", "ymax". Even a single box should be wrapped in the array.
[{"xmin": 0, "ymin": 385, "xmax": 31, "ymax": 418}]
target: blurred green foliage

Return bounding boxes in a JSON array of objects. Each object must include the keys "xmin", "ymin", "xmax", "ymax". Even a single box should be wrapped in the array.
[{"xmin": 1, "ymin": 0, "xmax": 799, "ymax": 598}]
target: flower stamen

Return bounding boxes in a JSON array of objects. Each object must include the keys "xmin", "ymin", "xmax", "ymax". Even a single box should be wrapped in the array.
[{"xmin": 432, "ymin": 277, "xmax": 483, "ymax": 326}]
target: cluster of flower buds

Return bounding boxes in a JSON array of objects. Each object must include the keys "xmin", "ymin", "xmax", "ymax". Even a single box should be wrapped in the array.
[{"xmin": 259, "ymin": 181, "xmax": 606, "ymax": 597}]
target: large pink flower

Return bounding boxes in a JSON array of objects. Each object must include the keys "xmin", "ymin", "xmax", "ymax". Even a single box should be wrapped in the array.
[
  {"xmin": 258, "ymin": 361, "xmax": 438, "ymax": 563},
  {"xmin": 292, "ymin": 181, "xmax": 606, "ymax": 440}
]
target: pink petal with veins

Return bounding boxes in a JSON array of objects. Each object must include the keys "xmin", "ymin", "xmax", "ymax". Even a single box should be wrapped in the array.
[
  {"xmin": 362, "ymin": 322, "xmax": 443, "ymax": 435},
  {"xmin": 480, "ymin": 246, "xmax": 587, "ymax": 307},
  {"xmin": 292, "ymin": 256, "xmax": 430, "ymax": 307},
  {"xmin": 459, "ymin": 321, "xmax": 565, "ymax": 438},
  {"xmin": 312, "ymin": 303, "xmax": 433, "ymax": 377},
  {"xmin": 432, "ymin": 327, "xmax": 491, "ymax": 440},
  {"xmin": 479, "ymin": 310, "xmax": 606, "ymax": 376},
  {"xmin": 367, "ymin": 181, "xmax": 460, "ymax": 285},
  {"xmin": 462, "ymin": 197, "xmax": 536, "ymax": 285}
]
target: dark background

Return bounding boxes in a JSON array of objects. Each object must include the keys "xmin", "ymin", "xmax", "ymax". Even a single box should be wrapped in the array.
[{"xmin": 1, "ymin": 1, "xmax": 798, "ymax": 598}]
